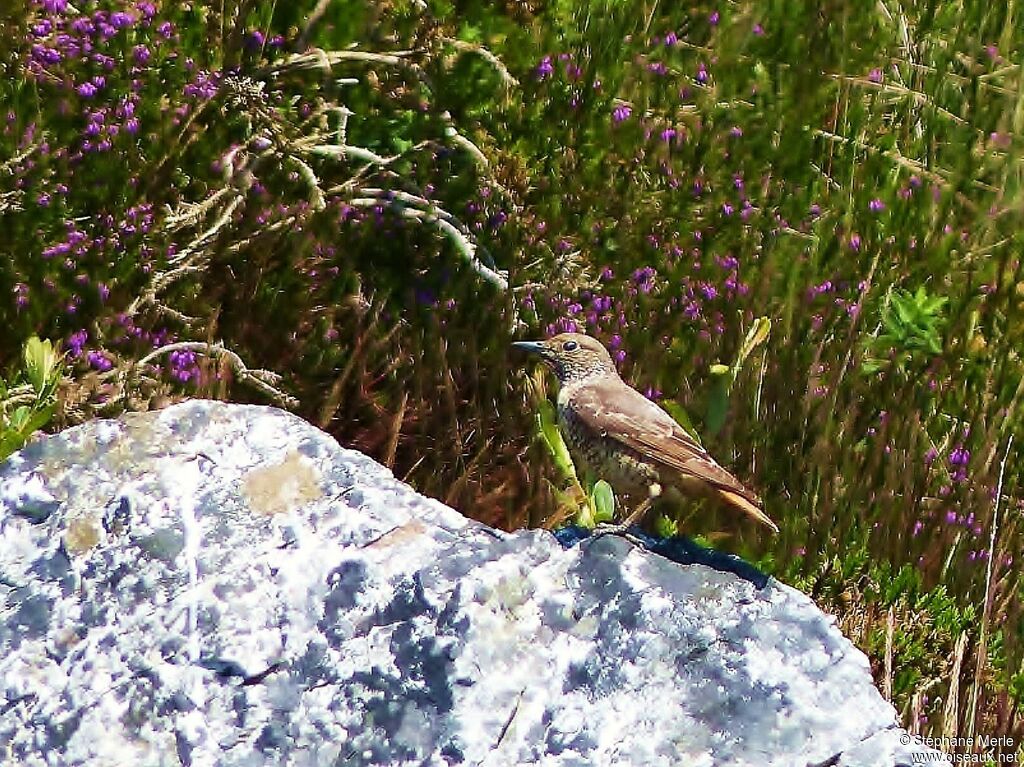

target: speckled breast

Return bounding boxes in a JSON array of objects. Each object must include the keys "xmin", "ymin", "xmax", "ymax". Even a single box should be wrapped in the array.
[{"xmin": 557, "ymin": 401, "xmax": 660, "ymax": 499}]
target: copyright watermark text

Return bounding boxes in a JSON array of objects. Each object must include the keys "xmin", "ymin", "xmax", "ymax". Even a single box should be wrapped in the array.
[{"xmin": 901, "ymin": 733, "xmax": 1019, "ymax": 763}]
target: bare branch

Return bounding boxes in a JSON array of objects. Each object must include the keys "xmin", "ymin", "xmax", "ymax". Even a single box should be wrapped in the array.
[
  {"xmin": 441, "ymin": 37, "xmax": 518, "ymax": 89},
  {"xmin": 347, "ymin": 198, "xmax": 508, "ymax": 291},
  {"xmin": 135, "ymin": 341, "xmax": 299, "ymax": 408}
]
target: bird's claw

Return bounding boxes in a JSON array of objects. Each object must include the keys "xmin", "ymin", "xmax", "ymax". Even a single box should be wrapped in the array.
[{"xmin": 591, "ymin": 522, "xmax": 645, "ymax": 545}]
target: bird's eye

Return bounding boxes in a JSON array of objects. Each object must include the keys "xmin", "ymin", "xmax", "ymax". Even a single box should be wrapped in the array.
[{"xmin": 562, "ymin": 341, "xmax": 578, "ymax": 352}]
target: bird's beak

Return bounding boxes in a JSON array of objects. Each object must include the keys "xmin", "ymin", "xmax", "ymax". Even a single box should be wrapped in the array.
[
  {"xmin": 512, "ymin": 340, "xmax": 554, "ymax": 364},
  {"xmin": 512, "ymin": 340, "xmax": 547, "ymax": 355}
]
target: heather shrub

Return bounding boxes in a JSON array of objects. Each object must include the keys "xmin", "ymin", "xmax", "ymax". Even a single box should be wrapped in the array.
[{"xmin": 1, "ymin": 0, "xmax": 1022, "ymax": 749}]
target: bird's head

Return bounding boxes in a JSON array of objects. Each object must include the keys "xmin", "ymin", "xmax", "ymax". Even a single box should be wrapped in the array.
[{"xmin": 512, "ymin": 332, "xmax": 617, "ymax": 384}]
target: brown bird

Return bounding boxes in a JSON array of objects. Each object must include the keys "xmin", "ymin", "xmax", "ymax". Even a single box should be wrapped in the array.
[{"xmin": 514, "ymin": 332, "xmax": 778, "ymax": 533}]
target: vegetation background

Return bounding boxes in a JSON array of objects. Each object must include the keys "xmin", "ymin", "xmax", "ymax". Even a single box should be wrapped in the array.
[{"xmin": 1, "ymin": 0, "xmax": 1022, "ymax": 754}]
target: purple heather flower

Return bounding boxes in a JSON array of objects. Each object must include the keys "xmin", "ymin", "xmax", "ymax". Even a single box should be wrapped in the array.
[
  {"xmin": 42, "ymin": 0, "xmax": 68, "ymax": 12},
  {"xmin": 169, "ymin": 350, "xmax": 199, "ymax": 382},
  {"xmin": 949, "ymin": 446, "xmax": 970, "ymax": 467},
  {"xmin": 848, "ymin": 234, "xmax": 862, "ymax": 251},
  {"xmin": 77, "ymin": 82, "xmax": 98, "ymax": 98},
  {"xmin": 632, "ymin": 266, "xmax": 656, "ymax": 282},
  {"xmin": 709, "ymin": 11, "xmax": 720, "ymax": 25},
  {"xmin": 753, "ymin": 23, "xmax": 764, "ymax": 36},
  {"xmin": 31, "ymin": 44, "xmax": 62, "ymax": 65},
  {"xmin": 110, "ymin": 11, "xmax": 133, "ymax": 28},
  {"xmin": 869, "ymin": 198, "xmax": 885, "ymax": 212},
  {"xmin": 664, "ymin": 32, "xmax": 678, "ymax": 46},
  {"xmin": 87, "ymin": 350, "xmax": 113, "ymax": 372},
  {"xmin": 13, "ymin": 282, "xmax": 29, "ymax": 310},
  {"xmin": 612, "ymin": 104, "xmax": 632, "ymax": 123},
  {"xmin": 696, "ymin": 63, "xmax": 708, "ymax": 83},
  {"xmin": 868, "ymin": 68, "xmax": 883, "ymax": 83},
  {"xmin": 721, "ymin": 203, "xmax": 734, "ymax": 216},
  {"xmin": 67, "ymin": 330, "xmax": 88, "ymax": 357},
  {"xmin": 536, "ymin": 55, "xmax": 553, "ymax": 80}
]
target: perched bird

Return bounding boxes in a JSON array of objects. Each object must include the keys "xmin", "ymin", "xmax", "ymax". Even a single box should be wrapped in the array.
[{"xmin": 514, "ymin": 332, "xmax": 778, "ymax": 533}]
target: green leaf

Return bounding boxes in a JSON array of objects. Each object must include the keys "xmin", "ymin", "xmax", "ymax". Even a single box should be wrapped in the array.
[
  {"xmin": 705, "ymin": 372, "xmax": 730, "ymax": 436},
  {"xmin": 0, "ymin": 401, "xmax": 54, "ymax": 461},
  {"xmin": 661, "ymin": 400, "xmax": 703, "ymax": 447},
  {"xmin": 23, "ymin": 337, "xmax": 61, "ymax": 395},
  {"xmin": 9, "ymin": 406, "xmax": 31, "ymax": 431},
  {"xmin": 19, "ymin": 403, "xmax": 56, "ymax": 437},
  {"xmin": 731, "ymin": 316, "xmax": 771, "ymax": 381},
  {"xmin": 653, "ymin": 514, "xmax": 678, "ymax": 538},
  {"xmin": 458, "ymin": 23, "xmax": 482, "ymax": 43},
  {"xmin": 536, "ymin": 399, "xmax": 578, "ymax": 481},
  {"xmin": 893, "ymin": 294, "xmax": 916, "ymax": 327},
  {"xmin": 0, "ymin": 432, "xmax": 23, "ymax": 462},
  {"xmin": 591, "ymin": 480, "xmax": 615, "ymax": 523}
]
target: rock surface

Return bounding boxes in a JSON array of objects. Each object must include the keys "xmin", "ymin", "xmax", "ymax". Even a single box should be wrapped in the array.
[{"xmin": 0, "ymin": 400, "xmax": 941, "ymax": 766}]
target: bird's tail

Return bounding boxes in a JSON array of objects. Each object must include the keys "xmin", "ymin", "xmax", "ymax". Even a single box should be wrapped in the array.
[{"xmin": 719, "ymin": 490, "xmax": 779, "ymax": 533}]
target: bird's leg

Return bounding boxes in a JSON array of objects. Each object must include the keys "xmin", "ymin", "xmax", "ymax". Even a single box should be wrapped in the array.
[
  {"xmin": 620, "ymin": 496, "xmax": 653, "ymax": 527},
  {"xmin": 592, "ymin": 483, "xmax": 660, "ymax": 539}
]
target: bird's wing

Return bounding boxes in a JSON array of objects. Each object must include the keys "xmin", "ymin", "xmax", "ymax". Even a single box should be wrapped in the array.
[{"xmin": 569, "ymin": 378, "xmax": 761, "ymax": 504}]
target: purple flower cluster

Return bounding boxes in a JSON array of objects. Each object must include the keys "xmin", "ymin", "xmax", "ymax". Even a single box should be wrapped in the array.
[
  {"xmin": 612, "ymin": 104, "xmax": 633, "ymax": 123},
  {"xmin": 168, "ymin": 350, "xmax": 199, "ymax": 383},
  {"xmin": 631, "ymin": 266, "xmax": 657, "ymax": 293},
  {"xmin": 87, "ymin": 350, "xmax": 113, "ymax": 372},
  {"xmin": 948, "ymin": 445, "xmax": 970, "ymax": 482}
]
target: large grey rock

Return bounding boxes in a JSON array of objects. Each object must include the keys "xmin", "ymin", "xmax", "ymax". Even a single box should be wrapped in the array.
[{"xmin": 0, "ymin": 400, "xmax": 941, "ymax": 766}]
